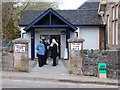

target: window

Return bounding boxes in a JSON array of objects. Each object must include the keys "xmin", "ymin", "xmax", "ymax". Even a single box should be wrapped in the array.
[
  {"xmin": 40, "ymin": 35, "xmax": 50, "ymax": 40},
  {"xmin": 116, "ymin": 5, "xmax": 118, "ymax": 19},
  {"xmin": 112, "ymin": 6, "xmax": 115, "ymax": 20},
  {"xmin": 112, "ymin": 4, "xmax": 118, "ymax": 47},
  {"xmin": 116, "ymin": 20, "xmax": 118, "ymax": 45},
  {"xmin": 112, "ymin": 21, "xmax": 114, "ymax": 45}
]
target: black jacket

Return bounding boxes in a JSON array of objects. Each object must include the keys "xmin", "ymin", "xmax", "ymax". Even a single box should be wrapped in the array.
[{"xmin": 50, "ymin": 44, "xmax": 58, "ymax": 58}]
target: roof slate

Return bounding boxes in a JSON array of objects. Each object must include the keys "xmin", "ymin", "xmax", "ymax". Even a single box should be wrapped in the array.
[
  {"xmin": 78, "ymin": 2, "xmax": 100, "ymax": 10},
  {"xmin": 19, "ymin": 2, "xmax": 103, "ymax": 26}
]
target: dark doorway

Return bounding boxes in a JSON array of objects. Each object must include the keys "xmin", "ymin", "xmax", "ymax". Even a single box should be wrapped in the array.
[{"xmin": 50, "ymin": 35, "xmax": 61, "ymax": 58}]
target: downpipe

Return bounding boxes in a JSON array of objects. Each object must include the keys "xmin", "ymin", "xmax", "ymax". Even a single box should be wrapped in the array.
[{"xmin": 100, "ymin": 13, "xmax": 106, "ymax": 50}]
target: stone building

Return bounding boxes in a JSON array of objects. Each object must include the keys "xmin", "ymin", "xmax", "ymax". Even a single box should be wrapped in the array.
[{"xmin": 98, "ymin": 0, "xmax": 120, "ymax": 50}]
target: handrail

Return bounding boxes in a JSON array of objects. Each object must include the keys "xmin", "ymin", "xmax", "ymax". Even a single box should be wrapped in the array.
[
  {"xmin": 3, "ymin": 40, "xmax": 13, "ymax": 53},
  {"xmin": 5, "ymin": 41, "xmax": 12, "ymax": 47}
]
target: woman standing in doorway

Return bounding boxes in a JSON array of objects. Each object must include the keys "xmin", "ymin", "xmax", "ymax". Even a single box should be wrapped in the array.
[
  {"xmin": 36, "ymin": 39, "xmax": 45, "ymax": 67},
  {"xmin": 50, "ymin": 39, "xmax": 58, "ymax": 66}
]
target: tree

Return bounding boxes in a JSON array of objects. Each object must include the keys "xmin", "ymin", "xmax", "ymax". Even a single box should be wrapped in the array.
[
  {"xmin": 2, "ymin": 2, "xmax": 15, "ymax": 39},
  {"xmin": 12, "ymin": 1, "xmax": 60, "ymax": 38},
  {"xmin": 1, "ymin": 1, "xmax": 60, "ymax": 40}
]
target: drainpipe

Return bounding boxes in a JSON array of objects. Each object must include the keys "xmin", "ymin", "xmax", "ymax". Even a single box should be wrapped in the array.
[
  {"xmin": 103, "ymin": 25, "xmax": 106, "ymax": 50},
  {"xmin": 21, "ymin": 29, "xmax": 26, "ymax": 38},
  {"xmin": 100, "ymin": 13, "xmax": 106, "ymax": 50}
]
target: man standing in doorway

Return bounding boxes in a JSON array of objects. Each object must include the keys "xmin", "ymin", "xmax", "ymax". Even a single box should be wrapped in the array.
[{"xmin": 43, "ymin": 38, "xmax": 50, "ymax": 65}]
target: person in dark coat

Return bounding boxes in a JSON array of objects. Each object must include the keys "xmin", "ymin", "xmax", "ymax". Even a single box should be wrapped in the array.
[
  {"xmin": 56, "ymin": 39, "xmax": 60, "ymax": 65},
  {"xmin": 36, "ymin": 39, "xmax": 45, "ymax": 67},
  {"xmin": 43, "ymin": 38, "xmax": 50, "ymax": 65},
  {"xmin": 50, "ymin": 39, "xmax": 58, "ymax": 66}
]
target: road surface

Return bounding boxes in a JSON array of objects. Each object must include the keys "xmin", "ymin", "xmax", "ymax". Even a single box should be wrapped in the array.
[{"xmin": 2, "ymin": 79, "xmax": 118, "ymax": 88}]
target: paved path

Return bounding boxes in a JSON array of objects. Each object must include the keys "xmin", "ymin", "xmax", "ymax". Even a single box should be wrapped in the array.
[{"xmin": 2, "ymin": 59, "xmax": 119, "ymax": 86}]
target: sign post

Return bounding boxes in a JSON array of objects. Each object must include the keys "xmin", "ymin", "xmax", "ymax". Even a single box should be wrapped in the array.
[
  {"xmin": 12, "ymin": 38, "xmax": 29, "ymax": 72},
  {"xmin": 98, "ymin": 63, "xmax": 107, "ymax": 78},
  {"xmin": 68, "ymin": 37, "xmax": 84, "ymax": 75}
]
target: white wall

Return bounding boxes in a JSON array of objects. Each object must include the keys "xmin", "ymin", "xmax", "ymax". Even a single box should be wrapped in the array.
[
  {"xmin": 70, "ymin": 31, "xmax": 76, "ymax": 38},
  {"xmin": 79, "ymin": 26, "xmax": 99, "ymax": 49},
  {"xmin": 21, "ymin": 27, "xmax": 26, "ymax": 38},
  {"xmin": 61, "ymin": 34, "xmax": 66, "ymax": 58},
  {"xmin": 24, "ymin": 32, "xmax": 31, "ymax": 58},
  {"xmin": 21, "ymin": 27, "xmax": 31, "ymax": 58}
]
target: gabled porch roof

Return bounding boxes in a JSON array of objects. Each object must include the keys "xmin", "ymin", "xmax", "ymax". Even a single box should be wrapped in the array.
[{"xmin": 24, "ymin": 8, "xmax": 77, "ymax": 32}]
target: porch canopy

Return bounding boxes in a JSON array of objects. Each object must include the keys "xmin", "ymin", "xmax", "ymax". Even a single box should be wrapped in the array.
[
  {"xmin": 24, "ymin": 8, "xmax": 77, "ymax": 32},
  {"xmin": 23, "ymin": 8, "xmax": 77, "ymax": 60}
]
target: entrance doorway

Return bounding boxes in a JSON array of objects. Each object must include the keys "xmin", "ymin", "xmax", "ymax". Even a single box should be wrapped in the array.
[{"xmin": 40, "ymin": 35, "xmax": 61, "ymax": 58}]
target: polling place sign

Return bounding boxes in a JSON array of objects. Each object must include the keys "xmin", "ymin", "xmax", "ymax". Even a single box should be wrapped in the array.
[{"xmin": 15, "ymin": 44, "xmax": 26, "ymax": 52}]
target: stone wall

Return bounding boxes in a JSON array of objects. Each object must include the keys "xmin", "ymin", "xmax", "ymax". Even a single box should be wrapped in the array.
[
  {"xmin": 2, "ymin": 47, "xmax": 14, "ymax": 71},
  {"xmin": 83, "ymin": 49, "xmax": 120, "ymax": 79},
  {"xmin": 1, "ymin": 46, "xmax": 36, "ymax": 72},
  {"xmin": 105, "ymin": 50, "xmax": 119, "ymax": 78}
]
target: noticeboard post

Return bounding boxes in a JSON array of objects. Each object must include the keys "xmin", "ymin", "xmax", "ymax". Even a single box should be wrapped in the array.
[
  {"xmin": 12, "ymin": 38, "xmax": 29, "ymax": 72},
  {"xmin": 68, "ymin": 37, "xmax": 84, "ymax": 75},
  {"xmin": 98, "ymin": 63, "xmax": 107, "ymax": 78}
]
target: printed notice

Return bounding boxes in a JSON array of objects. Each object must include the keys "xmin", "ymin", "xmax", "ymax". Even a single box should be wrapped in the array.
[
  {"xmin": 15, "ymin": 44, "xmax": 26, "ymax": 52},
  {"xmin": 71, "ymin": 43, "xmax": 81, "ymax": 50}
]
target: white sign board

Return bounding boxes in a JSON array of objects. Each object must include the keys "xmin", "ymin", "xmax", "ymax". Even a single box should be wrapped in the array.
[
  {"xmin": 71, "ymin": 43, "xmax": 81, "ymax": 50},
  {"xmin": 15, "ymin": 44, "xmax": 26, "ymax": 52}
]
